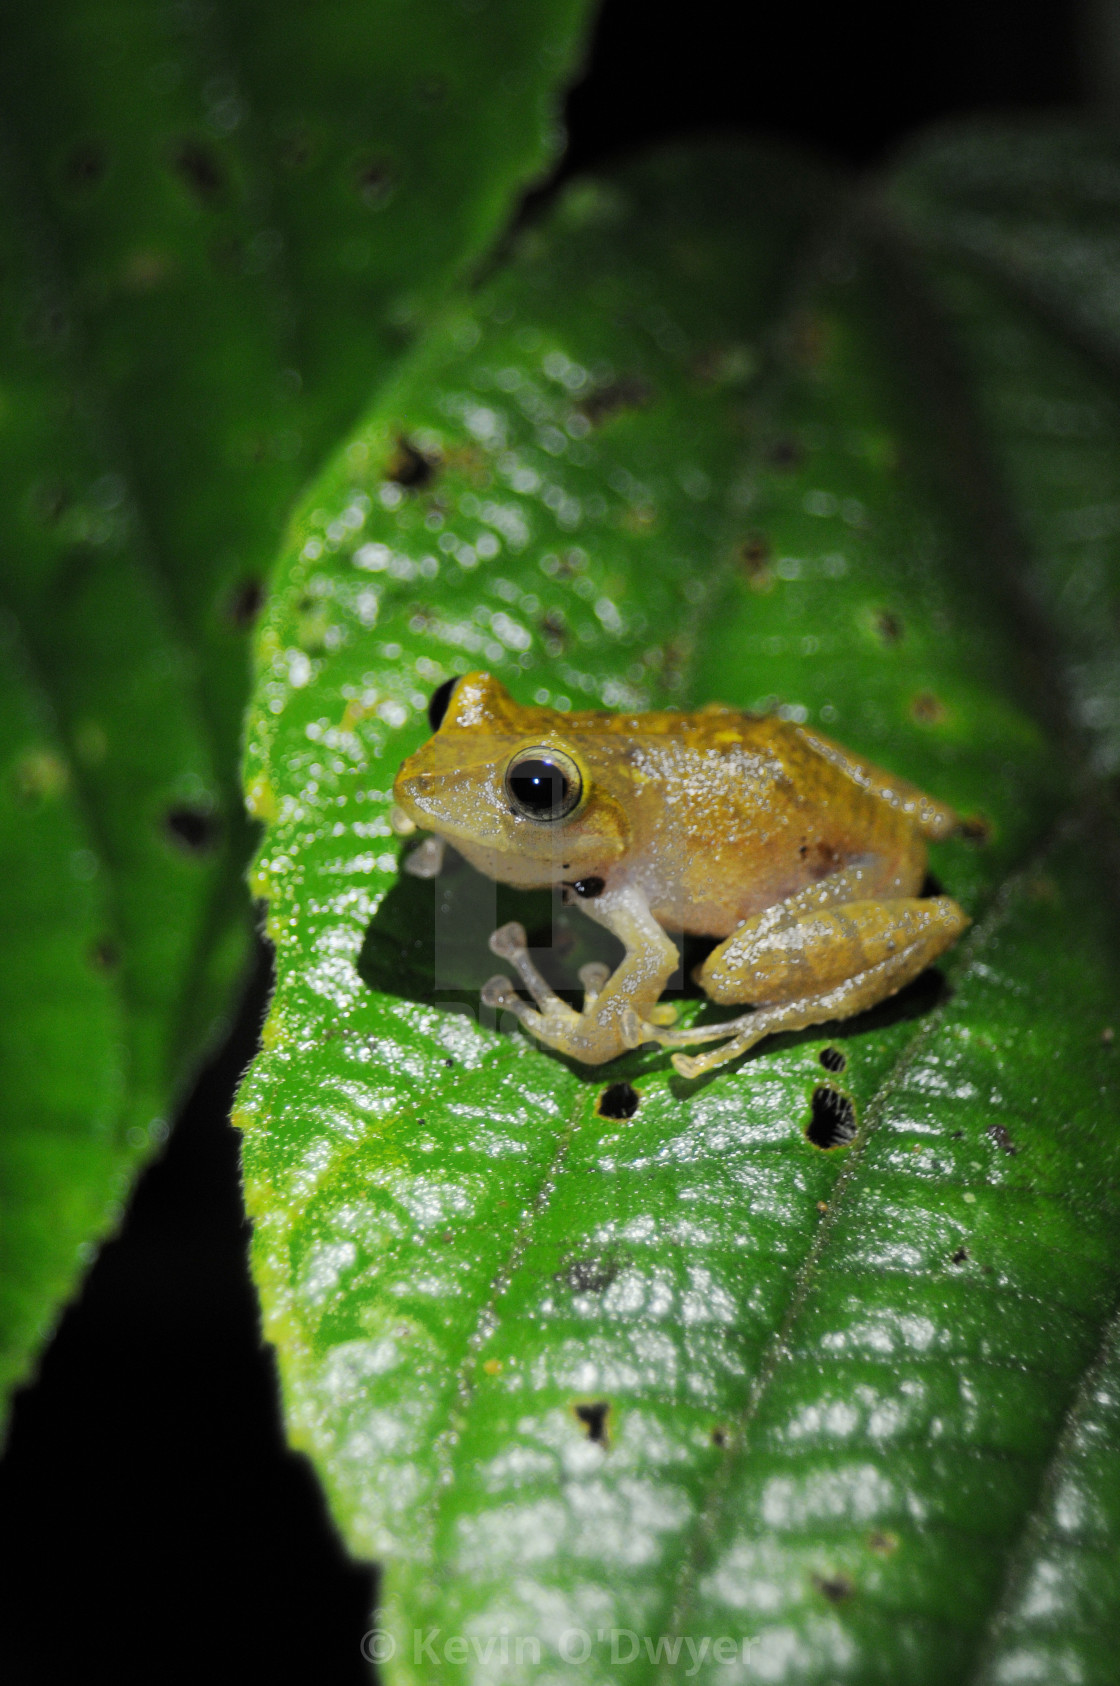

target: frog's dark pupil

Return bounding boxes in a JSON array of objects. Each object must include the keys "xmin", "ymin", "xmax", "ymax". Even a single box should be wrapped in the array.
[
  {"xmin": 509, "ymin": 758, "xmax": 568, "ymax": 815},
  {"xmin": 427, "ymin": 677, "xmax": 457, "ymax": 732}
]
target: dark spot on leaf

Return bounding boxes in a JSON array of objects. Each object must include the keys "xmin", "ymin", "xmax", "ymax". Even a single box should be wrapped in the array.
[
  {"xmin": 875, "ymin": 610, "xmax": 903, "ymax": 644},
  {"xmin": 960, "ymin": 812, "xmax": 993, "ymax": 844},
  {"xmin": 63, "ymin": 141, "xmax": 106, "ymax": 189},
  {"xmin": 539, "ymin": 609, "xmax": 568, "ymax": 652},
  {"xmin": 579, "ymin": 375, "xmax": 652, "ymax": 427},
  {"xmin": 171, "ymin": 139, "xmax": 223, "ymax": 199},
  {"xmin": 597, "ymin": 1082, "xmax": 639, "ymax": 1121},
  {"xmin": 806, "ymin": 1087, "xmax": 857, "ymax": 1149},
  {"xmin": 739, "ymin": 532, "xmax": 772, "ymax": 588},
  {"xmin": 867, "ymin": 1531, "xmax": 898, "ymax": 1556},
  {"xmin": 90, "ymin": 938, "xmax": 119, "ymax": 972},
  {"xmin": 444, "ymin": 1057, "xmax": 455, "ymax": 1067},
  {"xmin": 574, "ymin": 1401, "xmax": 610, "ymax": 1446},
  {"xmin": 164, "ymin": 805, "xmax": 220, "ymax": 854},
  {"xmin": 812, "ymin": 1573, "xmax": 854, "ymax": 1605},
  {"xmin": 710, "ymin": 1426, "xmax": 728, "ymax": 1447},
  {"xmin": 950, "ymin": 1245, "xmax": 970, "ymax": 1264},
  {"xmin": 769, "ymin": 437, "xmax": 802, "ymax": 470},
  {"xmin": 558, "ymin": 1253, "xmax": 621, "ymax": 1294},
  {"xmin": 386, "ymin": 436, "xmax": 438, "ymax": 490},
  {"xmin": 357, "ymin": 158, "xmax": 395, "ymax": 208},
  {"xmin": 819, "ymin": 1046, "xmax": 846, "ymax": 1073},
  {"xmin": 911, "ymin": 690, "xmax": 947, "ymax": 726},
  {"xmin": 987, "ymin": 1122, "xmax": 1018, "ymax": 1156},
  {"xmin": 226, "ymin": 578, "xmax": 265, "ymax": 630},
  {"xmin": 551, "ymin": 551, "xmax": 586, "ymax": 580}
]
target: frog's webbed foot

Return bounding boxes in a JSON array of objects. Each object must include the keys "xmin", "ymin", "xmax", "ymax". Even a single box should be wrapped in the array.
[
  {"xmin": 481, "ymin": 921, "xmax": 583, "ymax": 1042},
  {"xmin": 481, "ymin": 923, "xmax": 645, "ymax": 1061}
]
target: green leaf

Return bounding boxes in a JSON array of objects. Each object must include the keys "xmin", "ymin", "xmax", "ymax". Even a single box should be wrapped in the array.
[
  {"xmin": 238, "ymin": 133, "xmax": 1120, "ymax": 1676},
  {"xmin": 888, "ymin": 122, "xmax": 1120, "ymax": 771},
  {"xmin": 0, "ymin": 621, "xmax": 127, "ymax": 1401},
  {"xmin": 0, "ymin": 0, "xmax": 597, "ymax": 1420}
]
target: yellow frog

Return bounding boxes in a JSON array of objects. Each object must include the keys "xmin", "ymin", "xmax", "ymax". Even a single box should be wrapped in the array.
[{"xmin": 392, "ymin": 672, "xmax": 969, "ymax": 1078}]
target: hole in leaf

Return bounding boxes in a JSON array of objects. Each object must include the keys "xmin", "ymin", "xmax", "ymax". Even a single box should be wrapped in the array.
[
  {"xmin": 806, "ymin": 1087, "xmax": 857, "ymax": 1149},
  {"xmin": 164, "ymin": 805, "xmax": 220, "ymax": 854},
  {"xmin": 818, "ymin": 1045, "xmax": 846, "ymax": 1073},
  {"xmin": 427, "ymin": 677, "xmax": 458, "ymax": 732},
  {"xmin": 226, "ymin": 578, "xmax": 265, "ymax": 630},
  {"xmin": 386, "ymin": 436, "xmax": 438, "ymax": 490},
  {"xmin": 987, "ymin": 1122, "xmax": 1018, "ymax": 1156},
  {"xmin": 579, "ymin": 375, "xmax": 652, "ymax": 427},
  {"xmin": 597, "ymin": 1082, "xmax": 639, "ymax": 1120},
  {"xmin": 574, "ymin": 1401, "xmax": 610, "ymax": 1446},
  {"xmin": 812, "ymin": 1573, "xmax": 854, "ymax": 1605},
  {"xmin": 171, "ymin": 139, "xmax": 223, "ymax": 199}
]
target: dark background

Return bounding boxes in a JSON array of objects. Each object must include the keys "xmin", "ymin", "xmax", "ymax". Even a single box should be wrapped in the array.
[{"xmin": 0, "ymin": 2, "xmax": 1093, "ymax": 1681}]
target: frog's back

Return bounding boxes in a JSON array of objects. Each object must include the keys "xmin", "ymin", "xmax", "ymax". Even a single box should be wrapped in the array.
[{"xmin": 572, "ymin": 706, "xmax": 934, "ymax": 935}]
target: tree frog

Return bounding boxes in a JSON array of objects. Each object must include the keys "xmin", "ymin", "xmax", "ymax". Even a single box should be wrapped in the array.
[{"xmin": 392, "ymin": 672, "xmax": 969, "ymax": 1078}]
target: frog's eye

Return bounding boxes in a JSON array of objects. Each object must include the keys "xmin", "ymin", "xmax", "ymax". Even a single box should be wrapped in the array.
[
  {"xmin": 504, "ymin": 747, "xmax": 582, "ymax": 823},
  {"xmin": 427, "ymin": 677, "xmax": 459, "ymax": 732}
]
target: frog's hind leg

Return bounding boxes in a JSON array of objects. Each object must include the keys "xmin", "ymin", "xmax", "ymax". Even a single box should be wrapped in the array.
[{"xmin": 633, "ymin": 892, "xmax": 969, "ymax": 1079}]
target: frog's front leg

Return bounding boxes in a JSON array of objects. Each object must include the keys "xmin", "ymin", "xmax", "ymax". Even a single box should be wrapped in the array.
[
  {"xmin": 633, "ymin": 881, "xmax": 969, "ymax": 1079},
  {"xmin": 481, "ymin": 884, "xmax": 679, "ymax": 1064}
]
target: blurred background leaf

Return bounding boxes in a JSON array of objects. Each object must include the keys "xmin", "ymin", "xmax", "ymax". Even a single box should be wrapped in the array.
[{"xmin": 0, "ymin": 0, "xmax": 596, "ymax": 1423}]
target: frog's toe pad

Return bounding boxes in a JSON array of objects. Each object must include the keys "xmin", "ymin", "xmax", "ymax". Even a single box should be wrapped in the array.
[
  {"xmin": 671, "ymin": 1051, "xmax": 703, "ymax": 1078},
  {"xmin": 489, "ymin": 922, "xmax": 528, "ymax": 961},
  {"xmin": 578, "ymin": 962, "xmax": 611, "ymax": 1003},
  {"xmin": 482, "ymin": 974, "xmax": 519, "ymax": 1009}
]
